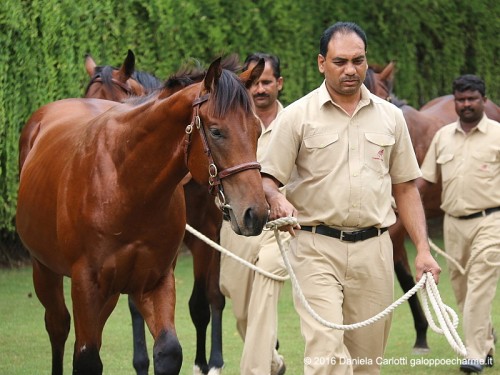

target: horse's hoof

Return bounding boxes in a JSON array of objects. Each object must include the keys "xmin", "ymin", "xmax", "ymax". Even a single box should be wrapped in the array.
[
  {"xmin": 193, "ymin": 365, "xmax": 205, "ymax": 375},
  {"xmin": 207, "ymin": 368, "xmax": 223, "ymax": 375},
  {"xmin": 412, "ymin": 347, "xmax": 431, "ymax": 355}
]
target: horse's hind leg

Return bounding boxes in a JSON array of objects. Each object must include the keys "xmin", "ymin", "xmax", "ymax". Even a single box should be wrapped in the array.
[
  {"xmin": 32, "ymin": 259, "xmax": 71, "ymax": 375},
  {"xmin": 207, "ymin": 250, "xmax": 224, "ymax": 375},
  {"xmin": 391, "ymin": 223, "xmax": 429, "ymax": 353},
  {"xmin": 128, "ymin": 296, "xmax": 150, "ymax": 375},
  {"xmin": 188, "ymin": 270, "xmax": 210, "ymax": 374}
]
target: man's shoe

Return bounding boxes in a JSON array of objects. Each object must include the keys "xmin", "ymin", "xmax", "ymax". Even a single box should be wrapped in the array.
[
  {"xmin": 460, "ymin": 359, "xmax": 483, "ymax": 373},
  {"xmin": 485, "ymin": 354, "xmax": 494, "ymax": 368}
]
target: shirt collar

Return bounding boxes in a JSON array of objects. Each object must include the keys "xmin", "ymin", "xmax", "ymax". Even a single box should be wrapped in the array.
[
  {"xmin": 318, "ymin": 80, "xmax": 377, "ymax": 108},
  {"xmin": 454, "ymin": 113, "xmax": 489, "ymax": 134}
]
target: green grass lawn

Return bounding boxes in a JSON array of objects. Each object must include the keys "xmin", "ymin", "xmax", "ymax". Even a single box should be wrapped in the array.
[{"xmin": 0, "ymin": 238, "xmax": 499, "ymax": 374}]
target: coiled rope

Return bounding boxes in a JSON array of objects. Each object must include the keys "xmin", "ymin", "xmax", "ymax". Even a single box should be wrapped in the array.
[{"xmin": 266, "ymin": 217, "xmax": 466, "ymax": 356}]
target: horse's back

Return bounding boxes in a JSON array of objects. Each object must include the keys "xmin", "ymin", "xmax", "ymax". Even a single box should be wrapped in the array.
[{"xmin": 420, "ymin": 94, "xmax": 500, "ymax": 123}]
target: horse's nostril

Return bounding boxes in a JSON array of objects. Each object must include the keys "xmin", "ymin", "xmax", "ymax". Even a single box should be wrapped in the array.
[{"xmin": 243, "ymin": 206, "xmax": 266, "ymax": 236}]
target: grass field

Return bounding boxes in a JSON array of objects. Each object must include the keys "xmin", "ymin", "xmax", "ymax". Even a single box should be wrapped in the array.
[{"xmin": 0, "ymin": 238, "xmax": 499, "ymax": 375}]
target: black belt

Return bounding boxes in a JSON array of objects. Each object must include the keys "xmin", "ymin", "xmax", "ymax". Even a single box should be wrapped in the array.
[
  {"xmin": 456, "ymin": 206, "xmax": 500, "ymax": 220},
  {"xmin": 300, "ymin": 225, "xmax": 388, "ymax": 242}
]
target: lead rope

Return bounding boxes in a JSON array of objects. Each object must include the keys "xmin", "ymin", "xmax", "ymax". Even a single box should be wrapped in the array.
[
  {"xmin": 184, "ymin": 218, "xmax": 467, "ymax": 356},
  {"xmin": 265, "ymin": 217, "xmax": 467, "ymax": 356},
  {"xmin": 428, "ymin": 238, "xmax": 500, "ymax": 275}
]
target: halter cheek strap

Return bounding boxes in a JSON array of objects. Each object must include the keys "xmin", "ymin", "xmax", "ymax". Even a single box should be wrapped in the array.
[{"xmin": 184, "ymin": 92, "xmax": 261, "ymax": 212}]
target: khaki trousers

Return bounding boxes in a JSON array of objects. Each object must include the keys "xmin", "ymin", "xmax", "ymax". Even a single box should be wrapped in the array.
[
  {"xmin": 443, "ymin": 212, "xmax": 500, "ymax": 361},
  {"xmin": 219, "ymin": 221, "xmax": 289, "ymax": 375},
  {"xmin": 290, "ymin": 230, "xmax": 394, "ymax": 375}
]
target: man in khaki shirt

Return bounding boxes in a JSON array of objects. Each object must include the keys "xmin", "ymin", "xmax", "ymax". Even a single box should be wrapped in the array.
[
  {"xmin": 260, "ymin": 22, "xmax": 441, "ymax": 375},
  {"xmin": 420, "ymin": 74, "xmax": 500, "ymax": 374},
  {"xmin": 219, "ymin": 52, "xmax": 289, "ymax": 375}
]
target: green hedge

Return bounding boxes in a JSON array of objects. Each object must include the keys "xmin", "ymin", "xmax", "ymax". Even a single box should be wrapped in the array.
[{"xmin": 1, "ymin": 0, "xmax": 499, "ymax": 238}]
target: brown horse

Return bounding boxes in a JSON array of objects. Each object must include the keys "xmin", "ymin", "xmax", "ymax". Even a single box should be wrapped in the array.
[
  {"xmin": 420, "ymin": 94, "xmax": 500, "ymax": 123},
  {"xmin": 84, "ymin": 52, "xmax": 226, "ymax": 375},
  {"xmin": 365, "ymin": 62, "xmax": 500, "ymax": 353},
  {"xmin": 16, "ymin": 57, "xmax": 268, "ymax": 375}
]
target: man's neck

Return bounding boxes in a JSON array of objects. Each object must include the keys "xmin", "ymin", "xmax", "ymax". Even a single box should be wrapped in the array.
[
  {"xmin": 328, "ymin": 88, "xmax": 361, "ymax": 117},
  {"xmin": 460, "ymin": 120, "xmax": 479, "ymax": 134},
  {"xmin": 256, "ymin": 102, "xmax": 279, "ymax": 128}
]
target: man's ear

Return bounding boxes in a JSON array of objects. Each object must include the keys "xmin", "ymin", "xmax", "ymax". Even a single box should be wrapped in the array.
[{"xmin": 318, "ymin": 54, "xmax": 325, "ymax": 74}]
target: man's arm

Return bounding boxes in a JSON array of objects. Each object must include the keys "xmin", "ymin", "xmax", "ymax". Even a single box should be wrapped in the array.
[
  {"xmin": 392, "ymin": 180, "xmax": 441, "ymax": 283},
  {"xmin": 262, "ymin": 174, "xmax": 300, "ymax": 235}
]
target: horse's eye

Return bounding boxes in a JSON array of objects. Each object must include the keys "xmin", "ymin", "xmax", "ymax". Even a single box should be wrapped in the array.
[{"xmin": 209, "ymin": 127, "xmax": 223, "ymax": 139}]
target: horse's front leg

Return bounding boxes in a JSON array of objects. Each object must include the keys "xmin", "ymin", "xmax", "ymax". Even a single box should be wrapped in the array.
[
  {"xmin": 32, "ymin": 259, "xmax": 71, "ymax": 375},
  {"xmin": 129, "ymin": 296, "xmax": 150, "ymax": 375},
  {"xmin": 70, "ymin": 267, "xmax": 120, "ymax": 375},
  {"xmin": 132, "ymin": 268, "xmax": 183, "ymax": 375}
]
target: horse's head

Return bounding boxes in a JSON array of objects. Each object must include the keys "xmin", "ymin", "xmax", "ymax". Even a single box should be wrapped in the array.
[
  {"xmin": 84, "ymin": 50, "xmax": 147, "ymax": 101},
  {"xmin": 185, "ymin": 57, "xmax": 268, "ymax": 236},
  {"xmin": 365, "ymin": 61, "xmax": 396, "ymax": 102}
]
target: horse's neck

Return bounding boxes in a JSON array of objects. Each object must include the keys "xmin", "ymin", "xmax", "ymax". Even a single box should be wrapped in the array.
[{"xmin": 113, "ymin": 91, "xmax": 196, "ymax": 195}]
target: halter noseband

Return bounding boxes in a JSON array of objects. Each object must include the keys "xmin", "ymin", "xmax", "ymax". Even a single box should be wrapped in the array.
[{"xmin": 185, "ymin": 92, "xmax": 261, "ymax": 216}]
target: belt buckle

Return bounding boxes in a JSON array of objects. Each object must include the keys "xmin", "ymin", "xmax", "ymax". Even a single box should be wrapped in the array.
[{"xmin": 339, "ymin": 230, "xmax": 346, "ymax": 241}]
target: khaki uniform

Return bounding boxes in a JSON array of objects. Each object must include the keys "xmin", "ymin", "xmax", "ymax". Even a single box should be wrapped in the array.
[
  {"xmin": 220, "ymin": 102, "xmax": 291, "ymax": 375},
  {"xmin": 260, "ymin": 83, "xmax": 420, "ymax": 375},
  {"xmin": 421, "ymin": 115, "xmax": 500, "ymax": 362}
]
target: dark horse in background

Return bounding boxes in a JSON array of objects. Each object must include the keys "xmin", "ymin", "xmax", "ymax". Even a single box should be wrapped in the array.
[
  {"xmin": 16, "ymin": 56, "xmax": 268, "ymax": 375},
  {"xmin": 84, "ymin": 51, "xmax": 226, "ymax": 375},
  {"xmin": 365, "ymin": 62, "xmax": 500, "ymax": 353}
]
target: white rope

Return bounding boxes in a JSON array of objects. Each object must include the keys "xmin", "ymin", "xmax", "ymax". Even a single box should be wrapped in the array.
[
  {"xmin": 185, "ymin": 217, "xmax": 467, "ymax": 356},
  {"xmin": 429, "ymin": 238, "xmax": 500, "ymax": 275},
  {"xmin": 265, "ymin": 217, "xmax": 467, "ymax": 356},
  {"xmin": 184, "ymin": 224, "xmax": 289, "ymax": 281}
]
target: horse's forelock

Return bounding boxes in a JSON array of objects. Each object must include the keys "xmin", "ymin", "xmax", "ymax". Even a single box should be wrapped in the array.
[
  {"xmin": 84, "ymin": 65, "xmax": 116, "ymax": 95},
  {"xmin": 209, "ymin": 69, "xmax": 253, "ymax": 119}
]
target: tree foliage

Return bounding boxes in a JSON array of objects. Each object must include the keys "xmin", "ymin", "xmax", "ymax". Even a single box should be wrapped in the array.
[{"xmin": 0, "ymin": 0, "xmax": 499, "ymax": 241}]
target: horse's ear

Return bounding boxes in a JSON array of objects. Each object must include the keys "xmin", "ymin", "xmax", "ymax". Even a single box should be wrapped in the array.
[
  {"xmin": 84, "ymin": 54, "xmax": 96, "ymax": 77},
  {"xmin": 240, "ymin": 58, "xmax": 265, "ymax": 89},
  {"xmin": 204, "ymin": 57, "xmax": 223, "ymax": 93},
  {"xmin": 118, "ymin": 50, "xmax": 135, "ymax": 81},
  {"xmin": 380, "ymin": 61, "xmax": 395, "ymax": 82}
]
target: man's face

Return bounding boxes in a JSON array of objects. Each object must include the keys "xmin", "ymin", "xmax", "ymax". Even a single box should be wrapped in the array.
[
  {"xmin": 454, "ymin": 90, "xmax": 485, "ymax": 124},
  {"xmin": 318, "ymin": 32, "xmax": 367, "ymax": 97},
  {"xmin": 247, "ymin": 61, "xmax": 283, "ymax": 110}
]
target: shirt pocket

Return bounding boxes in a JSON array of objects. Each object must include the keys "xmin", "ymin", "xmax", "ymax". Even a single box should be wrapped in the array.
[
  {"xmin": 471, "ymin": 151, "xmax": 499, "ymax": 179},
  {"xmin": 302, "ymin": 133, "xmax": 339, "ymax": 175},
  {"xmin": 364, "ymin": 133, "xmax": 395, "ymax": 175},
  {"xmin": 436, "ymin": 153, "xmax": 455, "ymax": 182}
]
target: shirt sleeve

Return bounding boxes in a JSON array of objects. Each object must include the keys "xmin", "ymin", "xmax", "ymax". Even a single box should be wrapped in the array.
[
  {"xmin": 259, "ymin": 107, "xmax": 301, "ymax": 186},
  {"xmin": 420, "ymin": 131, "xmax": 440, "ymax": 183},
  {"xmin": 389, "ymin": 109, "xmax": 422, "ymax": 184}
]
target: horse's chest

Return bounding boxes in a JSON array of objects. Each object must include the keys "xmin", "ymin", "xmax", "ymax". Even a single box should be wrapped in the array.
[{"xmin": 98, "ymin": 243, "xmax": 175, "ymax": 294}]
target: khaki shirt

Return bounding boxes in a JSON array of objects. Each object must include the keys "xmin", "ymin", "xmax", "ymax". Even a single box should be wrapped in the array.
[
  {"xmin": 257, "ymin": 101, "xmax": 284, "ymax": 161},
  {"xmin": 259, "ymin": 82, "xmax": 420, "ymax": 228},
  {"xmin": 421, "ymin": 115, "xmax": 500, "ymax": 217}
]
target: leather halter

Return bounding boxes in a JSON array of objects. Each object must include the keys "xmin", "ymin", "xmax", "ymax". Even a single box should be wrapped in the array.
[
  {"xmin": 185, "ymin": 92, "xmax": 261, "ymax": 214},
  {"xmin": 89, "ymin": 75, "xmax": 134, "ymax": 96}
]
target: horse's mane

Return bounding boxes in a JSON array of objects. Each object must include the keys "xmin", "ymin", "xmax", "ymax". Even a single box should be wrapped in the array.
[
  {"xmin": 132, "ymin": 70, "xmax": 162, "ymax": 92},
  {"xmin": 84, "ymin": 65, "xmax": 162, "ymax": 95},
  {"xmin": 127, "ymin": 55, "xmax": 253, "ymax": 117},
  {"xmin": 365, "ymin": 67, "xmax": 407, "ymax": 108}
]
